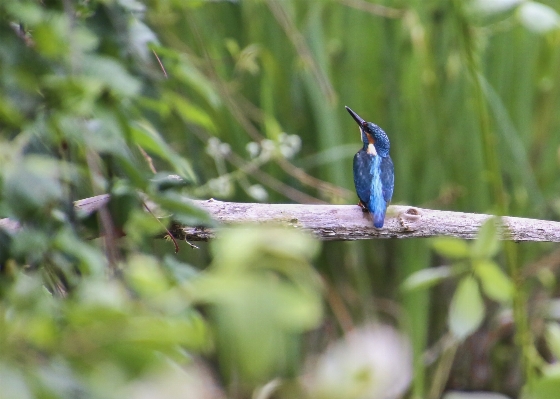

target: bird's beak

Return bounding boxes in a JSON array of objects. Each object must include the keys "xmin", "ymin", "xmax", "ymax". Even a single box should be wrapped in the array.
[{"xmin": 345, "ymin": 106, "xmax": 366, "ymax": 126}]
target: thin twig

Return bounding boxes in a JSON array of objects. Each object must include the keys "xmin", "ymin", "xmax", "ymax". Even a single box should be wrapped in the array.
[
  {"xmin": 152, "ymin": 49, "xmax": 168, "ymax": 78},
  {"xmin": 137, "ymin": 144, "xmax": 158, "ymax": 174},
  {"xmin": 143, "ymin": 202, "xmax": 179, "ymax": 253}
]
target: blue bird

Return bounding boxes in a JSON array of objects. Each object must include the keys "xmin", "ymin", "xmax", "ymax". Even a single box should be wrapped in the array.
[{"xmin": 346, "ymin": 106, "xmax": 394, "ymax": 228}]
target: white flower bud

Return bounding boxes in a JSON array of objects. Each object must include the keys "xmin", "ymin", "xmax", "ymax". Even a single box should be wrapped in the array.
[
  {"xmin": 247, "ymin": 184, "xmax": 268, "ymax": 202},
  {"xmin": 246, "ymin": 142, "xmax": 260, "ymax": 158}
]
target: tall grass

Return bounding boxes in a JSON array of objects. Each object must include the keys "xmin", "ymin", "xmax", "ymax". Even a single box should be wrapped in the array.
[{"xmin": 149, "ymin": 0, "xmax": 560, "ymax": 395}]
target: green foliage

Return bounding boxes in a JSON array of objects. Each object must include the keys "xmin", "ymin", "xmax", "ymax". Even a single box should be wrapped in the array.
[
  {"xmin": 404, "ymin": 218, "xmax": 514, "ymax": 340},
  {"xmin": 0, "ymin": 262, "xmax": 211, "ymax": 397},
  {"xmin": 448, "ymin": 276, "xmax": 485, "ymax": 340},
  {"xmin": 190, "ymin": 226, "xmax": 323, "ymax": 387}
]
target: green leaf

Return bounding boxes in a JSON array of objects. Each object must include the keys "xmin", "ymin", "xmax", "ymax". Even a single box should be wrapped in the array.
[
  {"xmin": 54, "ymin": 229, "xmax": 107, "ymax": 276},
  {"xmin": 432, "ymin": 237, "xmax": 470, "ymax": 259},
  {"xmin": 449, "ymin": 276, "xmax": 485, "ymax": 340},
  {"xmin": 189, "ymin": 226, "xmax": 323, "ymax": 384},
  {"xmin": 401, "ymin": 266, "xmax": 456, "ymax": 292},
  {"xmin": 170, "ymin": 54, "xmax": 222, "ymax": 108},
  {"xmin": 522, "ymin": 372, "xmax": 560, "ymax": 399},
  {"xmin": 150, "ymin": 173, "xmax": 192, "ymax": 192},
  {"xmin": 151, "ymin": 192, "xmax": 214, "ymax": 227},
  {"xmin": 474, "ymin": 260, "xmax": 513, "ymax": 303},
  {"xmin": 125, "ymin": 254, "xmax": 170, "ymax": 297},
  {"xmin": 166, "ymin": 92, "xmax": 217, "ymax": 133},
  {"xmin": 129, "ymin": 18, "xmax": 159, "ymax": 61},
  {"xmin": 131, "ymin": 121, "xmax": 197, "ymax": 183},
  {"xmin": 83, "ymin": 55, "xmax": 142, "ymax": 97},
  {"xmin": 3, "ymin": 157, "xmax": 65, "ymax": 220},
  {"xmin": 472, "ymin": 218, "xmax": 500, "ymax": 259},
  {"xmin": 163, "ymin": 255, "xmax": 199, "ymax": 283},
  {"xmin": 6, "ymin": 2, "xmax": 43, "ymax": 25},
  {"xmin": 33, "ymin": 15, "xmax": 70, "ymax": 58}
]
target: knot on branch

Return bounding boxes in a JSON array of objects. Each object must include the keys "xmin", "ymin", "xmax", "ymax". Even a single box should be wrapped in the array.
[{"xmin": 398, "ymin": 207, "xmax": 423, "ymax": 232}]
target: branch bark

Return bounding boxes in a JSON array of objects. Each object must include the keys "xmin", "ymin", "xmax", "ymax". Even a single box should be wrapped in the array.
[{"xmin": 3, "ymin": 195, "xmax": 560, "ymax": 243}]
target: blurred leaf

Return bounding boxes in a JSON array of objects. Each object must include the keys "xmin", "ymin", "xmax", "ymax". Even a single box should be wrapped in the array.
[
  {"xmin": 5, "ymin": 2, "xmax": 43, "ymax": 25},
  {"xmin": 169, "ymin": 54, "xmax": 222, "ymax": 108},
  {"xmin": 432, "ymin": 237, "xmax": 470, "ymax": 260},
  {"xmin": 162, "ymin": 255, "xmax": 199, "ymax": 283},
  {"xmin": 472, "ymin": 0, "xmax": 523, "ymax": 14},
  {"xmin": 125, "ymin": 254, "xmax": 170, "ymax": 297},
  {"xmin": 401, "ymin": 266, "xmax": 457, "ymax": 292},
  {"xmin": 83, "ymin": 55, "xmax": 142, "ymax": 97},
  {"xmin": 131, "ymin": 121, "xmax": 197, "ymax": 183},
  {"xmin": 33, "ymin": 14, "xmax": 69, "ymax": 58},
  {"xmin": 10, "ymin": 228, "xmax": 50, "ymax": 264},
  {"xmin": 190, "ymin": 226, "xmax": 323, "ymax": 385},
  {"xmin": 165, "ymin": 92, "xmax": 217, "ymax": 133},
  {"xmin": 150, "ymin": 192, "xmax": 214, "ymax": 227},
  {"xmin": 54, "ymin": 229, "xmax": 106, "ymax": 276},
  {"xmin": 0, "ymin": 365, "xmax": 32, "ymax": 399},
  {"xmin": 210, "ymin": 226, "xmax": 321, "ymax": 273},
  {"xmin": 449, "ymin": 276, "xmax": 485, "ymax": 340},
  {"xmin": 129, "ymin": 18, "xmax": 159, "ymax": 61},
  {"xmin": 124, "ymin": 208, "xmax": 165, "ymax": 247},
  {"xmin": 547, "ymin": 299, "xmax": 560, "ymax": 321},
  {"xmin": 42, "ymin": 75, "xmax": 103, "ymax": 115},
  {"xmin": 518, "ymin": 2, "xmax": 560, "ymax": 33},
  {"xmin": 545, "ymin": 322, "xmax": 560, "ymax": 360},
  {"xmin": 472, "ymin": 218, "xmax": 500, "ymax": 259},
  {"xmin": 150, "ymin": 173, "xmax": 192, "ymax": 192},
  {"xmin": 522, "ymin": 372, "xmax": 560, "ymax": 399},
  {"xmin": 474, "ymin": 260, "xmax": 513, "ymax": 303},
  {"xmin": 0, "ymin": 97, "xmax": 24, "ymax": 127},
  {"xmin": 3, "ymin": 160, "xmax": 63, "ymax": 220},
  {"xmin": 124, "ymin": 313, "xmax": 211, "ymax": 352}
]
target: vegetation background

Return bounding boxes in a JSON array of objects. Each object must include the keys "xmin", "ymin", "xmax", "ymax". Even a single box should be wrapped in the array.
[{"xmin": 1, "ymin": 0, "xmax": 560, "ymax": 398}]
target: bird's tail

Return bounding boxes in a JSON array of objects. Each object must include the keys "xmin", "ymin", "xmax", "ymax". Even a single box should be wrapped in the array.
[{"xmin": 372, "ymin": 210, "xmax": 386, "ymax": 228}]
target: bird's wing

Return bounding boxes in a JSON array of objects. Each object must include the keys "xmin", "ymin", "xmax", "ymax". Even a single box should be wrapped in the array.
[
  {"xmin": 353, "ymin": 151, "xmax": 372, "ymax": 205},
  {"xmin": 380, "ymin": 155, "xmax": 394, "ymax": 203}
]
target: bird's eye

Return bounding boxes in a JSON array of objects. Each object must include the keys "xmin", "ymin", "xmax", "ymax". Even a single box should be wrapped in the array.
[{"xmin": 361, "ymin": 121, "xmax": 368, "ymax": 128}]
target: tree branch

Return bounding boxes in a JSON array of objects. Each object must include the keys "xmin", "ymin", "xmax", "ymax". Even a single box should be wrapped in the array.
[
  {"xmin": 3, "ymin": 195, "xmax": 560, "ymax": 243},
  {"xmin": 176, "ymin": 199, "xmax": 560, "ymax": 242}
]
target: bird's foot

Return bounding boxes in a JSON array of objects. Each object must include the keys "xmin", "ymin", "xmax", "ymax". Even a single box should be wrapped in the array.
[{"xmin": 358, "ymin": 201, "xmax": 368, "ymax": 213}]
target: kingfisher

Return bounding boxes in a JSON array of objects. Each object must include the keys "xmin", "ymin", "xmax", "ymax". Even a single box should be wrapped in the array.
[{"xmin": 346, "ymin": 106, "xmax": 394, "ymax": 228}]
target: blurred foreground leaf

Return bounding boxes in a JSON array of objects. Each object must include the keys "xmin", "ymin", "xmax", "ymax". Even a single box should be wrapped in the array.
[
  {"xmin": 449, "ymin": 276, "xmax": 485, "ymax": 340},
  {"xmin": 474, "ymin": 260, "xmax": 513, "ymax": 303},
  {"xmin": 190, "ymin": 226, "xmax": 323, "ymax": 387},
  {"xmin": 432, "ymin": 237, "xmax": 470, "ymax": 260},
  {"xmin": 401, "ymin": 265, "xmax": 457, "ymax": 292}
]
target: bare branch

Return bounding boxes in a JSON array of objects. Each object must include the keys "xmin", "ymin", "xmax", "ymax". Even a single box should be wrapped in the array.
[
  {"xmin": 3, "ymin": 196, "xmax": 560, "ymax": 243},
  {"xmin": 176, "ymin": 199, "xmax": 560, "ymax": 242}
]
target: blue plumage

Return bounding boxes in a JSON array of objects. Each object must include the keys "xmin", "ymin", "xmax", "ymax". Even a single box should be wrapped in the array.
[{"xmin": 346, "ymin": 106, "xmax": 394, "ymax": 228}]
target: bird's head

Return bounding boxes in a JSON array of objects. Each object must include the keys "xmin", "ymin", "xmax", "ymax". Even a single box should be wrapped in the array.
[{"xmin": 345, "ymin": 106, "xmax": 390, "ymax": 157}]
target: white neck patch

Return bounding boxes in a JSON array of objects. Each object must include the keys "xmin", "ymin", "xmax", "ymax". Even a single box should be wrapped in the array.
[{"xmin": 367, "ymin": 143, "xmax": 377, "ymax": 156}]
